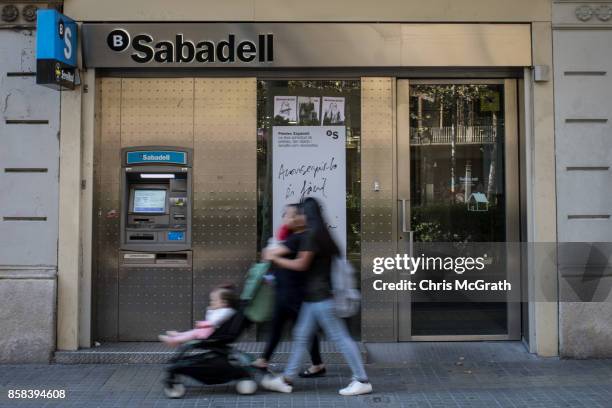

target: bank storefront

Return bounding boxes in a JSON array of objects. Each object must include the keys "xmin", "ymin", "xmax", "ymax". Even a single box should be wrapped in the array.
[{"xmin": 73, "ymin": 22, "xmax": 536, "ymax": 346}]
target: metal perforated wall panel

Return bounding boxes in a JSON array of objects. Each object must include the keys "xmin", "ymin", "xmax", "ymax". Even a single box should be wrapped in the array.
[
  {"xmin": 192, "ymin": 79, "xmax": 257, "ymax": 327},
  {"xmin": 360, "ymin": 77, "xmax": 397, "ymax": 342},
  {"xmin": 94, "ymin": 77, "xmax": 257, "ymax": 341},
  {"xmin": 120, "ymin": 78, "xmax": 195, "ymax": 149},
  {"xmin": 94, "ymin": 78, "xmax": 122, "ymax": 340},
  {"xmin": 118, "ymin": 266, "xmax": 193, "ymax": 340}
]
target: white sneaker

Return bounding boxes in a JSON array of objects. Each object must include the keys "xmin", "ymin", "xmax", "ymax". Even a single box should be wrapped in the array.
[
  {"xmin": 261, "ymin": 374, "xmax": 293, "ymax": 393},
  {"xmin": 339, "ymin": 380, "xmax": 373, "ymax": 396}
]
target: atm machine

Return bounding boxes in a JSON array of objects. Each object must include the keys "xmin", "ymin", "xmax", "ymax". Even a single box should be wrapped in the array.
[{"xmin": 118, "ymin": 146, "xmax": 193, "ymax": 340}]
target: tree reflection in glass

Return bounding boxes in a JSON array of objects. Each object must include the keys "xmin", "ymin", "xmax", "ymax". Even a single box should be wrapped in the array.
[{"xmin": 409, "ymin": 84, "xmax": 506, "ymax": 243}]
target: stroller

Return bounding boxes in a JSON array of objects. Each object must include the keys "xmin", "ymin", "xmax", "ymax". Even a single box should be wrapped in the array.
[{"xmin": 163, "ymin": 263, "xmax": 274, "ymax": 398}]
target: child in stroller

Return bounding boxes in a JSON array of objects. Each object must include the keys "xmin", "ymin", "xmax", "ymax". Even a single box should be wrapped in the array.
[
  {"xmin": 163, "ymin": 304, "xmax": 258, "ymax": 398},
  {"xmin": 163, "ymin": 266, "xmax": 274, "ymax": 399},
  {"xmin": 159, "ymin": 285, "xmax": 237, "ymax": 347}
]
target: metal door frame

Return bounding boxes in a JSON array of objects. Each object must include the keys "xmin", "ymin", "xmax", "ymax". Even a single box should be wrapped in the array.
[{"xmin": 396, "ymin": 78, "xmax": 521, "ymax": 341}]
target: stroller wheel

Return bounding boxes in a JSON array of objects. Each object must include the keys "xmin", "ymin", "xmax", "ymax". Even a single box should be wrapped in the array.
[
  {"xmin": 236, "ymin": 379, "xmax": 257, "ymax": 395},
  {"xmin": 164, "ymin": 382, "xmax": 186, "ymax": 399}
]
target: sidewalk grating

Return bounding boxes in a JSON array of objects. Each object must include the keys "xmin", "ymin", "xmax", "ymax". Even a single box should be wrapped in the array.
[{"xmin": 54, "ymin": 341, "xmax": 368, "ymax": 364}]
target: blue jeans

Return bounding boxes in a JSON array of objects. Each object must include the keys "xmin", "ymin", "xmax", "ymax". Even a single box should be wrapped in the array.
[{"xmin": 283, "ymin": 299, "xmax": 368, "ymax": 383}]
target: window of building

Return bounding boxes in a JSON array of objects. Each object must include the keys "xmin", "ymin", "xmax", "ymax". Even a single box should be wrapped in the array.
[{"xmin": 256, "ymin": 79, "xmax": 361, "ymax": 336}]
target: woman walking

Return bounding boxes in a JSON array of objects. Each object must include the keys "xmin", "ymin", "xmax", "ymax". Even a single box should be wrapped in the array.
[
  {"xmin": 252, "ymin": 203, "xmax": 326, "ymax": 377},
  {"xmin": 261, "ymin": 197, "xmax": 372, "ymax": 396}
]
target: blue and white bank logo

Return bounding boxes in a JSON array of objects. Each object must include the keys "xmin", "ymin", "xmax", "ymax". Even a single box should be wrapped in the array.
[
  {"xmin": 141, "ymin": 153, "xmax": 170, "ymax": 161},
  {"xmin": 126, "ymin": 151, "xmax": 187, "ymax": 165}
]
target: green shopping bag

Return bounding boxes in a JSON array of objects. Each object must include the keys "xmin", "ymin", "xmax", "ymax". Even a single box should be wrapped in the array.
[{"xmin": 241, "ymin": 262, "xmax": 275, "ymax": 323}]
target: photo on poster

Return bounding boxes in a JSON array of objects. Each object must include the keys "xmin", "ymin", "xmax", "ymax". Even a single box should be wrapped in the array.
[
  {"xmin": 321, "ymin": 96, "xmax": 345, "ymax": 125},
  {"xmin": 297, "ymin": 96, "xmax": 321, "ymax": 125},
  {"xmin": 273, "ymin": 96, "xmax": 297, "ymax": 124}
]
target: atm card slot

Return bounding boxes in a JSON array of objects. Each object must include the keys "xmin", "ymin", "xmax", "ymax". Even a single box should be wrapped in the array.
[
  {"xmin": 156, "ymin": 253, "xmax": 188, "ymax": 265},
  {"xmin": 121, "ymin": 252, "xmax": 156, "ymax": 265},
  {"xmin": 128, "ymin": 233, "xmax": 155, "ymax": 240}
]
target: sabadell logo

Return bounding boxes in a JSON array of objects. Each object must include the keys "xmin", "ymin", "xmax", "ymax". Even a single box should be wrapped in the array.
[
  {"xmin": 106, "ymin": 29, "xmax": 274, "ymax": 64},
  {"xmin": 141, "ymin": 154, "xmax": 170, "ymax": 161}
]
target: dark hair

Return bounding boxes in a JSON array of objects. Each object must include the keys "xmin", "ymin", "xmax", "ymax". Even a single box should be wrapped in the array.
[
  {"xmin": 300, "ymin": 197, "xmax": 339, "ymax": 256},
  {"xmin": 214, "ymin": 284, "xmax": 239, "ymax": 309},
  {"xmin": 282, "ymin": 203, "xmax": 299, "ymax": 216}
]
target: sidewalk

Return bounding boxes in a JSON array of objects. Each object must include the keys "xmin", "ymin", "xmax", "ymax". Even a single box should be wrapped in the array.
[{"xmin": 2, "ymin": 343, "xmax": 612, "ymax": 407}]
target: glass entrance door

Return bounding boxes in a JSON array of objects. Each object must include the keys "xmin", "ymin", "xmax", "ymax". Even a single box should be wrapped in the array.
[{"xmin": 397, "ymin": 80, "xmax": 520, "ymax": 340}]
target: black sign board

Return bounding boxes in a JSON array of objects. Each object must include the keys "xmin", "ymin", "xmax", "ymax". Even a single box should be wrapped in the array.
[{"xmin": 36, "ymin": 60, "xmax": 77, "ymax": 90}]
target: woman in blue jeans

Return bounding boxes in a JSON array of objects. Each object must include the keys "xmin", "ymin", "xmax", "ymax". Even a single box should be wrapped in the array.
[{"xmin": 261, "ymin": 197, "xmax": 372, "ymax": 396}]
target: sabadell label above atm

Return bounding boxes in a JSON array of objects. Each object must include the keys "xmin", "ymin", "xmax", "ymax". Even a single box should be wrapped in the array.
[{"xmin": 126, "ymin": 151, "xmax": 187, "ymax": 165}]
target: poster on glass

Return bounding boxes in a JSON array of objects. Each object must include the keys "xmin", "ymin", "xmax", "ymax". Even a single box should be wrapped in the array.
[
  {"xmin": 274, "ymin": 96, "xmax": 297, "ymax": 124},
  {"xmin": 298, "ymin": 96, "xmax": 320, "ymax": 125},
  {"xmin": 321, "ymin": 96, "xmax": 345, "ymax": 125},
  {"xmin": 272, "ymin": 126, "xmax": 347, "ymax": 255}
]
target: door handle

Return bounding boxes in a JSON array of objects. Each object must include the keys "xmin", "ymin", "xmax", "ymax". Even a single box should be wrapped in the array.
[
  {"xmin": 399, "ymin": 199, "xmax": 409, "ymax": 233},
  {"xmin": 399, "ymin": 199, "xmax": 414, "ymax": 256}
]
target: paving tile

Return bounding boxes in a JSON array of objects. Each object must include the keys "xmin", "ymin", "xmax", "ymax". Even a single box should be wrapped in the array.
[{"xmin": 1, "ymin": 354, "xmax": 612, "ymax": 408}]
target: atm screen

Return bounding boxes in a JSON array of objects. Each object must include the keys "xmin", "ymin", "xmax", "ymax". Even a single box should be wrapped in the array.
[{"xmin": 132, "ymin": 189, "xmax": 167, "ymax": 213}]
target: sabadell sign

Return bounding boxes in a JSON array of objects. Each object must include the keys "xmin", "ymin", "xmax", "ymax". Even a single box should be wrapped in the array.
[
  {"xmin": 36, "ymin": 9, "xmax": 78, "ymax": 89},
  {"xmin": 105, "ymin": 29, "xmax": 274, "ymax": 64},
  {"xmin": 81, "ymin": 23, "xmax": 402, "ymax": 68}
]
